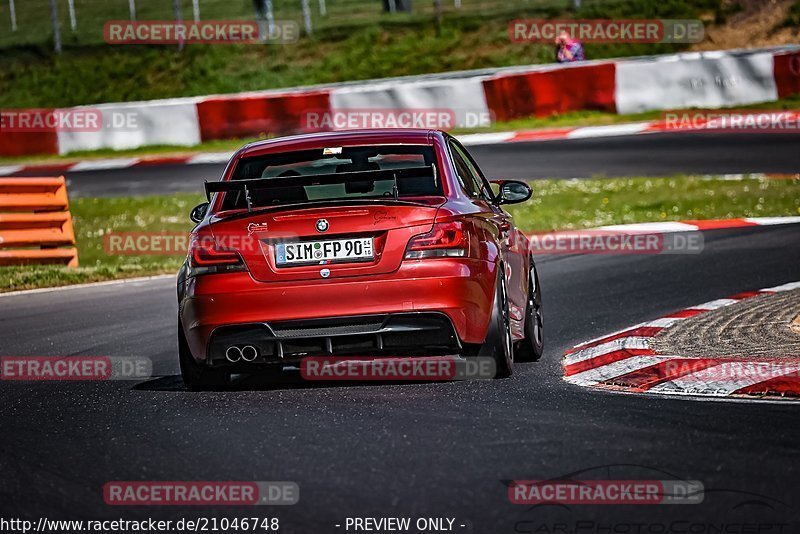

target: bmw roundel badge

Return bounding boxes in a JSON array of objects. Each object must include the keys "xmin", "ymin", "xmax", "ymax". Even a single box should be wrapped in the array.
[
  {"xmin": 316, "ymin": 219, "xmax": 329, "ymax": 233},
  {"xmin": 320, "ymin": 268, "xmax": 331, "ymax": 278}
]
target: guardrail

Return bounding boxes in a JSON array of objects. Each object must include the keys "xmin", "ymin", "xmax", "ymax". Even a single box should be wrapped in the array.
[{"xmin": 0, "ymin": 177, "xmax": 79, "ymax": 267}]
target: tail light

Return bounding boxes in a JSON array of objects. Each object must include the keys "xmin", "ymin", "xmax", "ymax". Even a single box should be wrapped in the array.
[
  {"xmin": 405, "ymin": 221, "xmax": 468, "ymax": 259},
  {"xmin": 187, "ymin": 234, "xmax": 247, "ymax": 276}
]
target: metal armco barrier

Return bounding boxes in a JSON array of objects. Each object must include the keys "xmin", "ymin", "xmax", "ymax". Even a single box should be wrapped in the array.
[{"xmin": 0, "ymin": 177, "xmax": 78, "ymax": 267}]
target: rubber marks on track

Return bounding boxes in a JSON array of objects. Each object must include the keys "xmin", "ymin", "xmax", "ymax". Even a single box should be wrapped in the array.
[{"xmin": 563, "ymin": 281, "xmax": 800, "ymax": 400}]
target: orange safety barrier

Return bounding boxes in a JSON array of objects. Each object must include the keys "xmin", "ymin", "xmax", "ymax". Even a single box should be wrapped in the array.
[{"xmin": 0, "ymin": 177, "xmax": 78, "ymax": 267}]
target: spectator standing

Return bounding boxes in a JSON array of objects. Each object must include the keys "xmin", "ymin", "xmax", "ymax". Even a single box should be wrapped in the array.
[{"xmin": 555, "ymin": 31, "xmax": 585, "ymax": 63}]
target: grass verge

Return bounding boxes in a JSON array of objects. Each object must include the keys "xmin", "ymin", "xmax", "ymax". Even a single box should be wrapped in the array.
[
  {"xmin": 0, "ymin": 0, "xmax": 723, "ymax": 108},
  {"xmin": 1, "ymin": 193, "xmax": 202, "ymax": 293},
  {"xmin": 505, "ymin": 175, "xmax": 800, "ymax": 231},
  {"xmin": 1, "ymin": 174, "xmax": 798, "ymax": 293}
]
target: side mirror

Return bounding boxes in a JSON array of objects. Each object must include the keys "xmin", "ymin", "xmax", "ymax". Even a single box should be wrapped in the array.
[
  {"xmin": 190, "ymin": 202, "xmax": 209, "ymax": 223},
  {"xmin": 492, "ymin": 180, "xmax": 532, "ymax": 204}
]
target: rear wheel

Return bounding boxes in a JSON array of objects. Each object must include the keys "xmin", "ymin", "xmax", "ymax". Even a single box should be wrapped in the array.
[
  {"xmin": 478, "ymin": 270, "xmax": 514, "ymax": 378},
  {"xmin": 517, "ymin": 261, "xmax": 544, "ymax": 362},
  {"xmin": 178, "ymin": 320, "xmax": 229, "ymax": 390}
]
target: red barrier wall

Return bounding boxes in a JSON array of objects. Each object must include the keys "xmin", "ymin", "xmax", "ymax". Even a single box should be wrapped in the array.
[
  {"xmin": 773, "ymin": 51, "xmax": 800, "ymax": 98},
  {"xmin": 197, "ymin": 91, "xmax": 331, "ymax": 141},
  {"xmin": 0, "ymin": 109, "xmax": 60, "ymax": 156},
  {"xmin": 482, "ymin": 63, "xmax": 616, "ymax": 121}
]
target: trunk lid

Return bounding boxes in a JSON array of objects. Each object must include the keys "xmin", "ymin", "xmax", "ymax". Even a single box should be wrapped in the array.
[{"xmin": 210, "ymin": 199, "xmax": 444, "ymax": 282}]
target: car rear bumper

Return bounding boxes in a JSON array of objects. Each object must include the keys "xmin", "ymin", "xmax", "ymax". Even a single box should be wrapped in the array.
[
  {"xmin": 179, "ymin": 258, "xmax": 497, "ymax": 364},
  {"xmin": 206, "ymin": 312, "xmax": 461, "ymax": 368}
]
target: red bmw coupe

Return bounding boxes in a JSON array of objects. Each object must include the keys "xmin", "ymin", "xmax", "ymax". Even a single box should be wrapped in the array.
[{"xmin": 177, "ymin": 129, "xmax": 543, "ymax": 388}]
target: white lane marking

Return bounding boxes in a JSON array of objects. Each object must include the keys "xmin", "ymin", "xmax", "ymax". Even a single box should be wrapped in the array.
[
  {"xmin": 0, "ymin": 274, "xmax": 174, "ymax": 298},
  {"xmin": 69, "ymin": 158, "xmax": 140, "ymax": 171},
  {"xmin": 187, "ymin": 152, "xmax": 235, "ymax": 164},
  {"xmin": 459, "ymin": 132, "xmax": 516, "ymax": 146},
  {"xmin": 565, "ymin": 355, "xmax": 669, "ymax": 386},
  {"xmin": 761, "ymin": 281, "xmax": 800, "ymax": 292},
  {"xmin": 566, "ymin": 122, "xmax": 651, "ymax": 139},
  {"xmin": 596, "ymin": 222, "xmax": 699, "ymax": 233},
  {"xmin": 688, "ymin": 298, "xmax": 739, "ymax": 310},
  {"xmin": 648, "ymin": 362, "xmax": 800, "ymax": 397},
  {"xmin": 745, "ymin": 216, "xmax": 800, "ymax": 226},
  {"xmin": 564, "ymin": 337, "xmax": 652, "ymax": 366}
]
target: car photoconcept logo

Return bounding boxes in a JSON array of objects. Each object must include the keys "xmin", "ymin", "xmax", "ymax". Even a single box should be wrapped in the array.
[{"xmin": 315, "ymin": 219, "xmax": 329, "ymax": 233}]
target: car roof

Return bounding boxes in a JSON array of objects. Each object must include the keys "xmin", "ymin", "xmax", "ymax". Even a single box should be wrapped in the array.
[{"xmin": 238, "ymin": 129, "xmax": 443, "ymax": 158}]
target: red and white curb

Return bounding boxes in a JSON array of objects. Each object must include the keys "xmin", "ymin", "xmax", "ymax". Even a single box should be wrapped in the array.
[
  {"xmin": 0, "ymin": 152, "xmax": 234, "ymax": 177},
  {"xmin": 526, "ymin": 216, "xmax": 800, "ymax": 239},
  {"xmin": 455, "ymin": 123, "xmax": 654, "ymax": 145},
  {"xmin": 458, "ymin": 112, "xmax": 800, "ymax": 146},
  {"xmin": 563, "ymin": 281, "xmax": 800, "ymax": 400},
  {"xmin": 595, "ymin": 216, "xmax": 800, "ymax": 233},
  {"xmin": 3, "ymin": 113, "xmax": 800, "ymax": 176}
]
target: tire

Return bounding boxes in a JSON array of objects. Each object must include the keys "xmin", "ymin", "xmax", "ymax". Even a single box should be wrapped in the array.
[
  {"xmin": 516, "ymin": 260, "xmax": 544, "ymax": 362},
  {"xmin": 178, "ymin": 320, "xmax": 229, "ymax": 390},
  {"xmin": 478, "ymin": 269, "xmax": 514, "ymax": 378}
]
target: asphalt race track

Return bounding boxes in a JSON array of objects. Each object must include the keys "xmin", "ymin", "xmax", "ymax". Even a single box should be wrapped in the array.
[
  {"xmin": 27, "ymin": 131, "xmax": 800, "ymax": 197},
  {"xmin": 1, "ymin": 224, "xmax": 799, "ymax": 531}
]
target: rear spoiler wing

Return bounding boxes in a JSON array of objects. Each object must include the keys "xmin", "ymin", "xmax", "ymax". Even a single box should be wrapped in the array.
[{"xmin": 204, "ymin": 165, "xmax": 438, "ymax": 211}]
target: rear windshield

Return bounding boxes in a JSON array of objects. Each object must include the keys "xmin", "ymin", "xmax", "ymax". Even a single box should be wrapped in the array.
[{"xmin": 222, "ymin": 145, "xmax": 441, "ymax": 210}]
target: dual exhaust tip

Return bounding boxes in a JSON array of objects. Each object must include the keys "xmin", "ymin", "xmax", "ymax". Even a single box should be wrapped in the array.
[{"xmin": 225, "ymin": 345, "xmax": 259, "ymax": 363}]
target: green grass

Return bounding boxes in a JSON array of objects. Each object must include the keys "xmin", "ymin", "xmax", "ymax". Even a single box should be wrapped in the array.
[
  {"xmin": 4, "ymin": 94, "xmax": 800, "ymax": 165},
  {"xmin": 2, "ymin": 174, "xmax": 798, "ymax": 292},
  {"xmin": 0, "ymin": 0, "xmax": 564, "ymax": 49},
  {"xmin": 0, "ymin": 0, "xmax": 720, "ymax": 109},
  {"xmin": 0, "ymin": 193, "xmax": 203, "ymax": 292},
  {"xmin": 506, "ymin": 175, "xmax": 800, "ymax": 231},
  {"xmin": 784, "ymin": 0, "xmax": 800, "ymax": 29}
]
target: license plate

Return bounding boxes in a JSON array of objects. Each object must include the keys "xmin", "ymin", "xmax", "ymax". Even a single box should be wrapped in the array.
[{"xmin": 275, "ymin": 238, "xmax": 374, "ymax": 266}]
